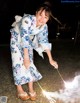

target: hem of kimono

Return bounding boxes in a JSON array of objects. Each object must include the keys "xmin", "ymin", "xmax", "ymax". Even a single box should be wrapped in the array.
[{"xmin": 14, "ymin": 77, "xmax": 42, "ymax": 86}]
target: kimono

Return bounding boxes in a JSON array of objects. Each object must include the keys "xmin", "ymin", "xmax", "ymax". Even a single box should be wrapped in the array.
[{"xmin": 10, "ymin": 14, "xmax": 52, "ymax": 85}]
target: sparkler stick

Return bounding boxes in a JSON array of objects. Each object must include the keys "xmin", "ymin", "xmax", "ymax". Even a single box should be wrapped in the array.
[
  {"xmin": 37, "ymin": 81, "xmax": 56, "ymax": 103},
  {"xmin": 37, "ymin": 81, "xmax": 44, "ymax": 91},
  {"xmin": 56, "ymin": 69, "xmax": 65, "ymax": 83}
]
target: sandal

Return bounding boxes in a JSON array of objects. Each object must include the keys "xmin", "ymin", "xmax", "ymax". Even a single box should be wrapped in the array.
[
  {"xmin": 17, "ymin": 92, "xmax": 30, "ymax": 101},
  {"xmin": 29, "ymin": 92, "xmax": 37, "ymax": 101}
]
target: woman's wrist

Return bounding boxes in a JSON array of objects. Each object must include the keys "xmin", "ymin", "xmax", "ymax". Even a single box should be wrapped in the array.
[
  {"xmin": 49, "ymin": 58, "xmax": 53, "ymax": 62},
  {"xmin": 24, "ymin": 58, "xmax": 29, "ymax": 60},
  {"xmin": 24, "ymin": 56, "xmax": 29, "ymax": 60},
  {"xmin": 24, "ymin": 57, "xmax": 30, "ymax": 62}
]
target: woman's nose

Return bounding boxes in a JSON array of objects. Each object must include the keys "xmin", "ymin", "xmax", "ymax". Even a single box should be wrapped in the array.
[{"xmin": 40, "ymin": 18, "xmax": 45, "ymax": 23}]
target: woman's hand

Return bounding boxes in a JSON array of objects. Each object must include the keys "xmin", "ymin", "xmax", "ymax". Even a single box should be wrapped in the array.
[
  {"xmin": 45, "ymin": 49, "xmax": 58, "ymax": 69},
  {"xmin": 23, "ymin": 59, "xmax": 31, "ymax": 69},
  {"xmin": 49, "ymin": 59, "xmax": 58, "ymax": 69}
]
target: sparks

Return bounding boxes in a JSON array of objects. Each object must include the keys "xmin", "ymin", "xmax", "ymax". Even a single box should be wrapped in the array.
[
  {"xmin": 37, "ymin": 82, "xmax": 57, "ymax": 103},
  {"xmin": 56, "ymin": 69, "xmax": 78, "ymax": 90},
  {"xmin": 64, "ymin": 76, "xmax": 78, "ymax": 89},
  {"xmin": 42, "ymin": 90, "xmax": 56, "ymax": 103},
  {"xmin": 37, "ymin": 71, "xmax": 80, "ymax": 103}
]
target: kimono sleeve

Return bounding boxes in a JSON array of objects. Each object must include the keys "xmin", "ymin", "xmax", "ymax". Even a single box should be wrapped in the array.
[
  {"xmin": 35, "ymin": 25, "xmax": 52, "ymax": 58},
  {"xmin": 20, "ymin": 17, "xmax": 31, "ymax": 48}
]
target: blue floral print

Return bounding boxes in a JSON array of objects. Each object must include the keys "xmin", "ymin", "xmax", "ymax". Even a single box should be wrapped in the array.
[{"xmin": 10, "ymin": 14, "xmax": 51, "ymax": 85}]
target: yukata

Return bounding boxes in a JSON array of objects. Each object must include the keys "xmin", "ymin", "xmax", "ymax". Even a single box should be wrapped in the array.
[{"xmin": 10, "ymin": 14, "xmax": 52, "ymax": 85}]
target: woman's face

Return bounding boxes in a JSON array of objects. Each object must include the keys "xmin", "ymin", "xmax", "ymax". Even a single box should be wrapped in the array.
[{"xmin": 36, "ymin": 10, "xmax": 49, "ymax": 27}]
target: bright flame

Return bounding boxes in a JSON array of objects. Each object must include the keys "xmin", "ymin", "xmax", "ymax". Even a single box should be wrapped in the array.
[
  {"xmin": 37, "ymin": 75, "xmax": 80, "ymax": 103},
  {"xmin": 42, "ymin": 90, "xmax": 56, "ymax": 103},
  {"xmin": 64, "ymin": 81, "xmax": 74, "ymax": 89},
  {"xmin": 64, "ymin": 77, "xmax": 78, "ymax": 89}
]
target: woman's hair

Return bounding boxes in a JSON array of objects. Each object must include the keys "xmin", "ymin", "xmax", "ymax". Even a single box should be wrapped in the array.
[{"xmin": 36, "ymin": 1, "xmax": 53, "ymax": 20}]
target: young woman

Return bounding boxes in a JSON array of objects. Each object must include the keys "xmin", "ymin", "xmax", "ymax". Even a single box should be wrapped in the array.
[{"xmin": 10, "ymin": 2, "xmax": 58, "ymax": 101}]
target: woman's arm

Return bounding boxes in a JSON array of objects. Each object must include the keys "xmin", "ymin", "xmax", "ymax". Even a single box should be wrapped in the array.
[
  {"xmin": 45, "ymin": 49, "xmax": 58, "ymax": 69},
  {"xmin": 23, "ymin": 48, "xmax": 30, "ymax": 69},
  {"xmin": 37, "ymin": 25, "xmax": 58, "ymax": 69},
  {"xmin": 20, "ymin": 15, "xmax": 31, "ymax": 69}
]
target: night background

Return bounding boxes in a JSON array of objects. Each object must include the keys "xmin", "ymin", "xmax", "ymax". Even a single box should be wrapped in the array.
[
  {"xmin": 0, "ymin": 0, "xmax": 80, "ymax": 44},
  {"xmin": 0, "ymin": 0, "xmax": 80, "ymax": 103}
]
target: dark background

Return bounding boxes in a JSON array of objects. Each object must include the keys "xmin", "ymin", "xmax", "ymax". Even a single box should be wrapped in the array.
[
  {"xmin": 0, "ymin": 1, "xmax": 80, "ymax": 102},
  {"xmin": 0, "ymin": 0, "xmax": 80, "ymax": 44}
]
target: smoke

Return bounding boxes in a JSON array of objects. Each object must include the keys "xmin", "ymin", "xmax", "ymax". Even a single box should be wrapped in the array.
[{"xmin": 50, "ymin": 75, "xmax": 80, "ymax": 103}]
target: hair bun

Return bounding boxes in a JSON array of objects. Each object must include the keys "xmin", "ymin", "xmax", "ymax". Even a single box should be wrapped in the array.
[{"xmin": 43, "ymin": 1, "xmax": 51, "ymax": 8}]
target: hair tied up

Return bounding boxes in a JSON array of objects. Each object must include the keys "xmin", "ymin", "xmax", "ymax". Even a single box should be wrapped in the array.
[{"xmin": 43, "ymin": 1, "xmax": 52, "ymax": 8}]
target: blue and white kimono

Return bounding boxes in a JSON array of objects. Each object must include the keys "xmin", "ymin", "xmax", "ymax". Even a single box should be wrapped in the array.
[{"xmin": 10, "ymin": 14, "xmax": 52, "ymax": 85}]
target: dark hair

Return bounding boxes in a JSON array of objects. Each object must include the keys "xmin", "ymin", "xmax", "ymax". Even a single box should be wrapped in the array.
[{"xmin": 36, "ymin": 1, "xmax": 52, "ymax": 20}]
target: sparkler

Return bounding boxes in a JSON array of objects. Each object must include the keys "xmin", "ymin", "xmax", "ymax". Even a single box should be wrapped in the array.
[
  {"xmin": 56, "ymin": 69, "xmax": 74, "ymax": 89},
  {"xmin": 37, "ymin": 69, "xmax": 80, "ymax": 103},
  {"xmin": 64, "ymin": 75, "xmax": 78, "ymax": 89},
  {"xmin": 37, "ymin": 69, "xmax": 69, "ymax": 103},
  {"xmin": 56, "ymin": 69, "xmax": 78, "ymax": 90},
  {"xmin": 37, "ymin": 81, "xmax": 56, "ymax": 103},
  {"xmin": 56, "ymin": 69, "xmax": 65, "ymax": 83},
  {"xmin": 42, "ymin": 90, "xmax": 56, "ymax": 103}
]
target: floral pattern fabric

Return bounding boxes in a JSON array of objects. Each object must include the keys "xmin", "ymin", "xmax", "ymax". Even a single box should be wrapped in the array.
[{"xmin": 10, "ymin": 14, "xmax": 52, "ymax": 85}]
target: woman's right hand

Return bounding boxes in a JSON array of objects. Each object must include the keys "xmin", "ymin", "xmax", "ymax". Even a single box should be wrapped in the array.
[
  {"xmin": 49, "ymin": 59, "xmax": 58, "ymax": 69},
  {"xmin": 23, "ymin": 59, "xmax": 31, "ymax": 69}
]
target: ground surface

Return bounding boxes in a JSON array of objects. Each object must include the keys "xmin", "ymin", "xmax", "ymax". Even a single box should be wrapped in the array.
[{"xmin": 0, "ymin": 39, "xmax": 80, "ymax": 103}]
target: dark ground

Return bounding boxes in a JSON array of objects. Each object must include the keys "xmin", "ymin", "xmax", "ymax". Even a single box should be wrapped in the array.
[{"xmin": 0, "ymin": 39, "xmax": 80, "ymax": 103}]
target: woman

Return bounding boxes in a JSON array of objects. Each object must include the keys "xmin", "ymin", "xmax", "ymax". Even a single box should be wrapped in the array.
[{"xmin": 10, "ymin": 2, "xmax": 58, "ymax": 101}]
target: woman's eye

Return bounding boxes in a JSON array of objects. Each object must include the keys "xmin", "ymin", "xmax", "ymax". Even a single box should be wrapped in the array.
[
  {"xmin": 40, "ymin": 14, "xmax": 42, "ymax": 16},
  {"xmin": 45, "ymin": 16, "xmax": 48, "ymax": 19}
]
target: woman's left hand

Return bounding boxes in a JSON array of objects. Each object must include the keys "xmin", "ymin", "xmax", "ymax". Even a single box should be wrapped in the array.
[{"xmin": 49, "ymin": 59, "xmax": 58, "ymax": 69}]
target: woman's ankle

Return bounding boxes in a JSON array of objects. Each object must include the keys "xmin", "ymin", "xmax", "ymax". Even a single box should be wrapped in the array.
[
  {"xmin": 29, "ymin": 91, "xmax": 36, "ymax": 95},
  {"xmin": 29, "ymin": 92, "xmax": 36, "ymax": 100},
  {"xmin": 17, "ymin": 90, "xmax": 25, "ymax": 94},
  {"xmin": 16, "ymin": 85, "xmax": 25, "ymax": 94},
  {"xmin": 29, "ymin": 90, "xmax": 35, "ymax": 94}
]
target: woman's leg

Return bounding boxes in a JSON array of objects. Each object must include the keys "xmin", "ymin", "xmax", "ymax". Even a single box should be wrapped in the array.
[
  {"xmin": 28, "ymin": 81, "xmax": 34, "ymax": 93},
  {"xmin": 28, "ymin": 81, "xmax": 36, "ymax": 100},
  {"xmin": 16, "ymin": 85, "xmax": 30, "ymax": 100},
  {"xmin": 16, "ymin": 85, "xmax": 25, "ymax": 94}
]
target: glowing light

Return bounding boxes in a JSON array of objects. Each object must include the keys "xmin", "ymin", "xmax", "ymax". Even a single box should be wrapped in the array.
[
  {"xmin": 56, "ymin": 33, "xmax": 60, "ymax": 35},
  {"xmin": 64, "ymin": 77, "xmax": 78, "ymax": 89},
  {"xmin": 64, "ymin": 81, "xmax": 74, "ymax": 89},
  {"xmin": 37, "ymin": 73, "xmax": 80, "ymax": 103},
  {"xmin": 37, "ymin": 82, "xmax": 57, "ymax": 103},
  {"xmin": 42, "ymin": 90, "xmax": 57, "ymax": 103},
  {"xmin": 72, "ymin": 37, "xmax": 74, "ymax": 40}
]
